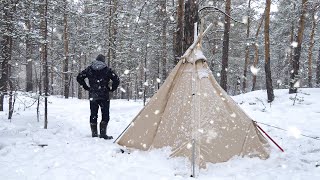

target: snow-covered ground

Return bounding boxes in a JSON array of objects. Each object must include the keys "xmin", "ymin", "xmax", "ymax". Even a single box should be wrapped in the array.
[{"xmin": 1, "ymin": 89, "xmax": 320, "ymax": 180}]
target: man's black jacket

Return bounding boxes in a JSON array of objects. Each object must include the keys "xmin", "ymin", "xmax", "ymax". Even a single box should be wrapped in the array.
[{"xmin": 77, "ymin": 60, "xmax": 120, "ymax": 100}]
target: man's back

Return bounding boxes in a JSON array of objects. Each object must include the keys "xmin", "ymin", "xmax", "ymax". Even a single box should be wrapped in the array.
[{"xmin": 77, "ymin": 59, "xmax": 119, "ymax": 101}]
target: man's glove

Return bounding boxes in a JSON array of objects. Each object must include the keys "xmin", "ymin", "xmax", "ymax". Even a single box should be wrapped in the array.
[{"xmin": 83, "ymin": 84, "xmax": 90, "ymax": 91}]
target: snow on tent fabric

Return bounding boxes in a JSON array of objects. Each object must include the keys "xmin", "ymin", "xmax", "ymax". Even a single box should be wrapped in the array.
[{"xmin": 116, "ymin": 36, "xmax": 270, "ymax": 169}]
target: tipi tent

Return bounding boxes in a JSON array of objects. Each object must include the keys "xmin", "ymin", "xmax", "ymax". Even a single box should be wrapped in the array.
[{"xmin": 116, "ymin": 25, "xmax": 270, "ymax": 169}]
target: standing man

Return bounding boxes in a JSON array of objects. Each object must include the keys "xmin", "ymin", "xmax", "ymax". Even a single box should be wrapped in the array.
[{"xmin": 77, "ymin": 54, "xmax": 120, "ymax": 139}]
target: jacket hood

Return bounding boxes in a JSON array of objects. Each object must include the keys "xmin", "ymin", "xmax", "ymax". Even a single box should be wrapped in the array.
[{"xmin": 91, "ymin": 60, "xmax": 107, "ymax": 70}]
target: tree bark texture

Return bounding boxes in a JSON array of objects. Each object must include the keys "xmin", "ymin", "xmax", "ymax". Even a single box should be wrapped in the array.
[
  {"xmin": 316, "ymin": 49, "xmax": 320, "ymax": 85},
  {"xmin": 264, "ymin": 0, "xmax": 274, "ymax": 102},
  {"xmin": 252, "ymin": 13, "xmax": 264, "ymax": 91},
  {"xmin": 307, "ymin": 8, "xmax": 316, "ymax": 87},
  {"xmin": 174, "ymin": 0, "xmax": 184, "ymax": 64},
  {"xmin": 242, "ymin": 0, "xmax": 251, "ymax": 93},
  {"xmin": 183, "ymin": 0, "xmax": 198, "ymax": 51},
  {"xmin": 25, "ymin": 6, "xmax": 33, "ymax": 92},
  {"xmin": 161, "ymin": 0, "xmax": 167, "ymax": 80},
  {"xmin": 0, "ymin": 1, "xmax": 15, "ymax": 111},
  {"xmin": 289, "ymin": 0, "xmax": 308, "ymax": 94},
  {"xmin": 40, "ymin": 0, "xmax": 49, "ymax": 128},
  {"xmin": 63, "ymin": 0, "xmax": 70, "ymax": 98},
  {"xmin": 107, "ymin": 0, "xmax": 117, "ymax": 67},
  {"xmin": 220, "ymin": 0, "xmax": 231, "ymax": 92}
]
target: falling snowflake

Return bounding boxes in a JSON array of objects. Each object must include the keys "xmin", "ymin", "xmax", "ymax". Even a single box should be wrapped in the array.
[
  {"xmin": 170, "ymin": 16, "xmax": 174, "ymax": 21},
  {"xmin": 156, "ymin": 78, "xmax": 161, "ymax": 83},
  {"xmin": 291, "ymin": 41, "xmax": 298, "ymax": 48},
  {"xmin": 198, "ymin": 129, "xmax": 204, "ymax": 134},
  {"xmin": 124, "ymin": 69, "xmax": 130, "ymax": 75},
  {"xmin": 142, "ymin": 144, "xmax": 147, "ymax": 149},
  {"xmin": 294, "ymin": 80, "xmax": 300, "ymax": 88},
  {"xmin": 120, "ymin": 87, "xmax": 126, "ymax": 93},
  {"xmin": 230, "ymin": 113, "xmax": 236, "ymax": 118},
  {"xmin": 242, "ymin": 16, "xmax": 248, "ymax": 24},
  {"xmin": 218, "ymin": 21, "xmax": 224, "ymax": 27},
  {"xmin": 217, "ymin": 73, "xmax": 221, "ymax": 77},
  {"xmin": 154, "ymin": 110, "xmax": 160, "ymax": 115},
  {"xmin": 287, "ymin": 126, "xmax": 301, "ymax": 138},
  {"xmin": 250, "ymin": 65, "xmax": 260, "ymax": 75},
  {"xmin": 143, "ymin": 81, "xmax": 149, "ymax": 86},
  {"xmin": 187, "ymin": 143, "xmax": 192, "ymax": 149}
]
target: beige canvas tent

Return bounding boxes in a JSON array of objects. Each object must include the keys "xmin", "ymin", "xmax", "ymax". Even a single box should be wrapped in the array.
[{"xmin": 115, "ymin": 25, "xmax": 270, "ymax": 170}]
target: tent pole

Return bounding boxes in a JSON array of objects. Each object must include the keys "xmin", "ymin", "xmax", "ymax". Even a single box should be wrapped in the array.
[
  {"xmin": 255, "ymin": 123, "xmax": 284, "ymax": 152},
  {"xmin": 113, "ymin": 122, "xmax": 132, "ymax": 143}
]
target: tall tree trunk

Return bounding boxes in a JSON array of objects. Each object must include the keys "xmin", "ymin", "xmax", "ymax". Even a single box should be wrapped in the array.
[
  {"xmin": 316, "ymin": 49, "xmax": 320, "ymax": 85},
  {"xmin": 63, "ymin": 0, "xmax": 70, "ymax": 98},
  {"xmin": 307, "ymin": 8, "xmax": 316, "ymax": 87},
  {"xmin": 289, "ymin": 0, "xmax": 308, "ymax": 94},
  {"xmin": 50, "ymin": 25, "xmax": 54, "ymax": 95},
  {"xmin": 25, "ymin": 5, "xmax": 33, "ymax": 92},
  {"xmin": 184, "ymin": 0, "xmax": 198, "ymax": 51},
  {"xmin": 220, "ymin": 0, "xmax": 231, "ymax": 92},
  {"xmin": 40, "ymin": 0, "xmax": 49, "ymax": 129},
  {"xmin": 8, "ymin": 65, "xmax": 14, "ymax": 120},
  {"xmin": 288, "ymin": 3, "xmax": 295, "ymax": 87},
  {"xmin": 107, "ymin": 0, "xmax": 117, "ymax": 67},
  {"xmin": 161, "ymin": 0, "xmax": 167, "ymax": 80},
  {"xmin": 252, "ymin": 13, "xmax": 264, "ymax": 91},
  {"xmin": 143, "ymin": 11, "xmax": 150, "ymax": 106},
  {"xmin": 0, "ymin": 1, "xmax": 15, "ymax": 111},
  {"xmin": 264, "ymin": 0, "xmax": 274, "ymax": 102},
  {"xmin": 78, "ymin": 53, "xmax": 83, "ymax": 99},
  {"xmin": 174, "ymin": 0, "xmax": 184, "ymax": 64},
  {"xmin": 242, "ymin": 0, "xmax": 251, "ymax": 93}
]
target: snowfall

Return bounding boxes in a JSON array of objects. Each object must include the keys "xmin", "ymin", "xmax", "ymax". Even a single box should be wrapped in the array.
[{"xmin": 0, "ymin": 88, "xmax": 319, "ymax": 180}]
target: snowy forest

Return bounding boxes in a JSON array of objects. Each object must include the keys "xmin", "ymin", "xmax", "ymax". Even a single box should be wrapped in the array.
[{"xmin": 1, "ymin": 0, "xmax": 319, "ymax": 106}]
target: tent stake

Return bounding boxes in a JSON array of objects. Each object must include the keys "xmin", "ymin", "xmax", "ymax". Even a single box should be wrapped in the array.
[{"xmin": 255, "ymin": 123, "xmax": 284, "ymax": 152}]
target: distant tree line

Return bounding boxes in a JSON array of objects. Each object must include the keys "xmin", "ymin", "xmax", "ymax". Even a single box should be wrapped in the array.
[{"xmin": 0, "ymin": 0, "xmax": 319, "ymax": 123}]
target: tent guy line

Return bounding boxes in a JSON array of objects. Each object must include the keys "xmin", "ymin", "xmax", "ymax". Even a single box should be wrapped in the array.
[{"xmin": 255, "ymin": 121, "xmax": 320, "ymax": 141}]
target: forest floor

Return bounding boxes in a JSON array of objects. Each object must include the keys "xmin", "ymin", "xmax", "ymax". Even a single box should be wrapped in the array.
[{"xmin": 0, "ymin": 88, "xmax": 320, "ymax": 180}]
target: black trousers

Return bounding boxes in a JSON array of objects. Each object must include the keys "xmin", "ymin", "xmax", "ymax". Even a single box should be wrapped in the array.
[{"xmin": 90, "ymin": 99, "xmax": 110, "ymax": 124}]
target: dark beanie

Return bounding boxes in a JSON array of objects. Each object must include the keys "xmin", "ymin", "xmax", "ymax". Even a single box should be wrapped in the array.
[{"xmin": 96, "ymin": 54, "xmax": 105, "ymax": 62}]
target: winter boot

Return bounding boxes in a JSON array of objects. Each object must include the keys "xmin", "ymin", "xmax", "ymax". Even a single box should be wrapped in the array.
[
  {"xmin": 90, "ymin": 123, "xmax": 98, "ymax": 137},
  {"xmin": 99, "ymin": 121, "xmax": 113, "ymax": 140}
]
